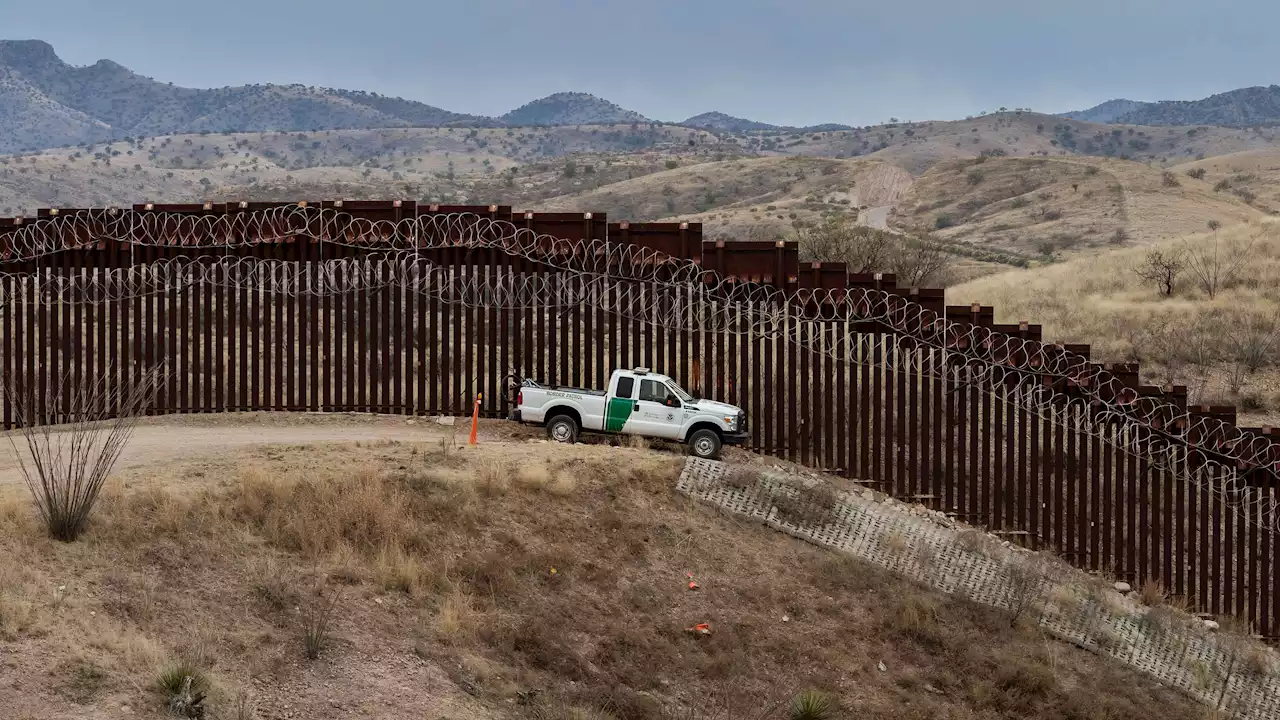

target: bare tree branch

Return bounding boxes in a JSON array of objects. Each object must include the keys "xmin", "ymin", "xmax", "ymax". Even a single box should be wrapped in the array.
[
  {"xmin": 1133, "ymin": 247, "xmax": 1186, "ymax": 296},
  {"xmin": 1181, "ymin": 230, "xmax": 1259, "ymax": 299},
  {"xmin": 2, "ymin": 361, "xmax": 166, "ymax": 542}
]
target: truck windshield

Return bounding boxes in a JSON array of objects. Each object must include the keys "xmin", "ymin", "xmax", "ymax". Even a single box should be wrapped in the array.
[{"xmin": 666, "ymin": 382, "xmax": 695, "ymax": 403}]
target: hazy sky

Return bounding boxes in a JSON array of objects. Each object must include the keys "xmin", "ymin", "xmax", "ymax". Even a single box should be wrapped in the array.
[{"xmin": 3, "ymin": 0, "xmax": 1279, "ymax": 127}]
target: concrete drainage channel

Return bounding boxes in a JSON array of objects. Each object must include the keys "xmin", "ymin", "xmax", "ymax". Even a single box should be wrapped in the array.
[{"xmin": 676, "ymin": 458, "xmax": 1280, "ymax": 719}]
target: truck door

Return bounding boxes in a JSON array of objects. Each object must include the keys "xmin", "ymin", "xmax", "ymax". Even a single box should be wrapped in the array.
[
  {"xmin": 634, "ymin": 379, "xmax": 685, "ymax": 440},
  {"xmin": 604, "ymin": 374, "xmax": 637, "ymax": 433}
]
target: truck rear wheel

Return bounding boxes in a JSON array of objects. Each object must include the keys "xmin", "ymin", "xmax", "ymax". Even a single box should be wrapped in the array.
[
  {"xmin": 546, "ymin": 415, "xmax": 579, "ymax": 444},
  {"xmin": 688, "ymin": 428, "xmax": 722, "ymax": 460}
]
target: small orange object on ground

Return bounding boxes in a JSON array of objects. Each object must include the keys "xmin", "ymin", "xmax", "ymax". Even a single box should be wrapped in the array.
[{"xmin": 468, "ymin": 393, "xmax": 482, "ymax": 445}]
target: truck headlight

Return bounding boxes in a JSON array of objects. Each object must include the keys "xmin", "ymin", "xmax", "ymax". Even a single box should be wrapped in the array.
[{"xmin": 723, "ymin": 415, "xmax": 738, "ymax": 431}]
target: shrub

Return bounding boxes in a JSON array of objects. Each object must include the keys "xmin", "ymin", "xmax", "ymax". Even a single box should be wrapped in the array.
[
  {"xmin": 1186, "ymin": 167, "xmax": 1207, "ymax": 180},
  {"xmin": 769, "ymin": 482, "xmax": 840, "ymax": 527},
  {"xmin": 724, "ymin": 466, "xmax": 761, "ymax": 490},
  {"xmin": 935, "ymin": 214, "xmax": 957, "ymax": 229},
  {"xmin": 3, "ymin": 364, "xmax": 165, "ymax": 541},
  {"xmin": 1161, "ymin": 171, "xmax": 1180, "ymax": 188},
  {"xmin": 789, "ymin": 690, "xmax": 834, "ymax": 720},
  {"xmin": 664, "ymin": 160, "xmax": 678, "ymax": 170},
  {"xmin": 157, "ymin": 664, "xmax": 208, "ymax": 719},
  {"xmin": 301, "ymin": 587, "xmax": 341, "ymax": 659},
  {"xmin": 1134, "ymin": 247, "xmax": 1187, "ymax": 296}
]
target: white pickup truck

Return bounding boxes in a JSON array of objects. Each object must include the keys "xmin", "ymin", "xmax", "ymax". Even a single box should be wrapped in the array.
[{"xmin": 508, "ymin": 367, "xmax": 748, "ymax": 460}]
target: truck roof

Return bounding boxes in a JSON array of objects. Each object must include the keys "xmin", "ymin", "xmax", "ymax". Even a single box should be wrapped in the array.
[{"xmin": 624, "ymin": 367, "xmax": 673, "ymax": 382}]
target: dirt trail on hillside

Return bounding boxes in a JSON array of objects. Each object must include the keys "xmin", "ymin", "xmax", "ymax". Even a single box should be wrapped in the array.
[{"xmin": 0, "ymin": 413, "xmax": 508, "ymax": 488}]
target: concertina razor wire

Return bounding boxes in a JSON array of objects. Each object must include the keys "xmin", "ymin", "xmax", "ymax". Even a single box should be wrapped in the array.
[{"xmin": 0, "ymin": 206, "xmax": 1276, "ymax": 531}]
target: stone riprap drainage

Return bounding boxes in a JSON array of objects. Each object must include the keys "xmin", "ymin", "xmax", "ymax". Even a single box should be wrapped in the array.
[{"xmin": 677, "ymin": 458, "xmax": 1280, "ymax": 719}]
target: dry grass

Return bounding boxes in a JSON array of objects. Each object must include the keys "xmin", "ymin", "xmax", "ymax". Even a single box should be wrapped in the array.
[
  {"xmin": 897, "ymin": 156, "xmax": 1263, "ymax": 264},
  {"xmin": 769, "ymin": 481, "xmax": 841, "ymax": 527},
  {"xmin": 0, "ymin": 431, "xmax": 1213, "ymax": 720},
  {"xmin": 952, "ymin": 219, "xmax": 1280, "ymax": 422}
]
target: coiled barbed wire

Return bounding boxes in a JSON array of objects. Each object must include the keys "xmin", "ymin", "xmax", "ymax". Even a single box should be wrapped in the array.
[
  {"xmin": 2, "ymin": 206, "xmax": 1277, "ymax": 506},
  {"xmin": 1, "ymin": 249, "xmax": 1274, "ymax": 534}
]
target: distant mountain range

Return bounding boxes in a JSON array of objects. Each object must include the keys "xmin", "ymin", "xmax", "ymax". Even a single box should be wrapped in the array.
[
  {"xmin": 5, "ymin": 38, "xmax": 1280, "ymax": 156},
  {"xmin": 679, "ymin": 111, "xmax": 852, "ymax": 134},
  {"xmin": 0, "ymin": 39, "xmax": 852, "ymax": 154},
  {"xmin": 1062, "ymin": 86, "xmax": 1280, "ymax": 127}
]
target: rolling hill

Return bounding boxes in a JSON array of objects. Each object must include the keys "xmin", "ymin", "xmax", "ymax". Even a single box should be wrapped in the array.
[
  {"xmin": 0, "ymin": 124, "xmax": 730, "ymax": 217},
  {"xmin": 535, "ymin": 156, "xmax": 912, "ymax": 240},
  {"xmin": 499, "ymin": 92, "xmax": 650, "ymax": 126},
  {"xmin": 681, "ymin": 111, "xmax": 781, "ymax": 133},
  {"xmin": 1060, "ymin": 99, "xmax": 1151, "ymax": 124},
  {"xmin": 1065, "ymin": 86, "xmax": 1280, "ymax": 128},
  {"xmin": 0, "ymin": 41, "xmax": 682, "ymax": 154},
  {"xmin": 892, "ymin": 156, "xmax": 1265, "ymax": 259},
  {"xmin": 949, "ymin": 220, "xmax": 1280, "ymax": 424},
  {"xmin": 1173, "ymin": 147, "xmax": 1280, "ymax": 213}
]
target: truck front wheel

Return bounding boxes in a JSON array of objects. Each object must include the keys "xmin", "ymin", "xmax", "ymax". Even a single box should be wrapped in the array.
[
  {"xmin": 546, "ymin": 415, "xmax": 579, "ymax": 444},
  {"xmin": 687, "ymin": 429, "xmax": 722, "ymax": 460}
]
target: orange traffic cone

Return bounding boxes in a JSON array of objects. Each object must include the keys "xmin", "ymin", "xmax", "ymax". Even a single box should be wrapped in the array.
[{"xmin": 468, "ymin": 392, "xmax": 482, "ymax": 445}]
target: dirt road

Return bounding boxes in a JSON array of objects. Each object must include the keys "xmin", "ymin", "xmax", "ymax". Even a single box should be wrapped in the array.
[
  {"xmin": 0, "ymin": 412, "xmax": 476, "ymax": 488},
  {"xmin": 860, "ymin": 206, "xmax": 891, "ymax": 230}
]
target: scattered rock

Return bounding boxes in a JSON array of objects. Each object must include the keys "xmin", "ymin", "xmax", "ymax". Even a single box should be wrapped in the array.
[
  {"xmin": 1114, "ymin": 582, "xmax": 1132, "ymax": 594},
  {"xmin": 1204, "ymin": 619, "xmax": 1220, "ymax": 631},
  {"xmin": 877, "ymin": 661, "xmax": 887, "ymax": 672},
  {"xmin": 405, "ymin": 419, "xmax": 415, "ymax": 425}
]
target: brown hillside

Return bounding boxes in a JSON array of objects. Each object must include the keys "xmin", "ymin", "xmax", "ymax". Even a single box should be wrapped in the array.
[
  {"xmin": 893, "ymin": 156, "xmax": 1264, "ymax": 262},
  {"xmin": 1174, "ymin": 148, "xmax": 1280, "ymax": 213},
  {"xmin": 0, "ymin": 416, "xmax": 1210, "ymax": 720},
  {"xmin": 536, "ymin": 157, "xmax": 913, "ymax": 240},
  {"xmin": 753, "ymin": 112, "xmax": 1280, "ymax": 175},
  {"xmin": 950, "ymin": 221, "xmax": 1280, "ymax": 425},
  {"xmin": 0, "ymin": 126, "xmax": 728, "ymax": 216}
]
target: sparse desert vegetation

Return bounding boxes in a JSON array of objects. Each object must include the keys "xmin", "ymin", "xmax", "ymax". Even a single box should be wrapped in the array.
[
  {"xmin": 951, "ymin": 220, "xmax": 1280, "ymax": 424},
  {"xmin": 0, "ymin": 423, "xmax": 1216, "ymax": 719},
  {"xmin": 6, "ymin": 23, "xmax": 1280, "ymax": 720}
]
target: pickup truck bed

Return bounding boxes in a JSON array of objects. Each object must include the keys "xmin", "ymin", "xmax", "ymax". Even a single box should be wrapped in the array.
[{"xmin": 526, "ymin": 382, "xmax": 605, "ymax": 397}]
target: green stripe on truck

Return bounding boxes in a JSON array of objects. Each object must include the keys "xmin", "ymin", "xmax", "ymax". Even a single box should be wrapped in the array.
[{"xmin": 605, "ymin": 397, "xmax": 632, "ymax": 433}]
